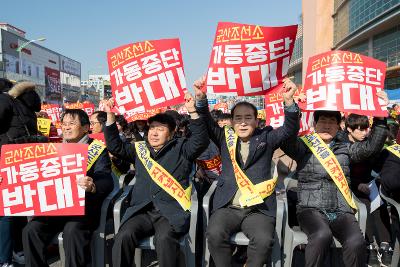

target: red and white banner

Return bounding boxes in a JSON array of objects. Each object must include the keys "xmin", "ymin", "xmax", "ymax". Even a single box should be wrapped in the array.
[
  {"xmin": 45, "ymin": 67, "xmax": 61, "ymax": 101},
  {"xmin": 177, "ymin": 105, "xmax": 189, "ymax": 115},
  {"xmin": 0, "ymin": 143, "xmax": 88, "ymax": 216},
  {"xmin": 301, "ymin": 50, "xmax": 387, "ymax": 116},
  {"xmin": 125, "ymin": 108, "xmax": 162, "ymax": 122},
  {"xmin": 265, "ymin": 91, "xmax": 313, "ymax": 135},
  {"xmin": 88, "ymin": 133, "xmax": 105, "ymax": 144},
  {"xmin": 107, "ymin": 38, "xmax": 187, "ymax": 120},
  {"xmin": 196, "ymin": 155, "xmax": 222, "ymax": 176},
  {"xmin": 206, "ymin": 22, "xmax": 298, "ymax": 96},
  {"xmin": 213, "ymin": 102, "xmax": 229, "ymax": 113},
  {"xmin": 64, "ymin": 102, "xmax": 95, "ymax": 116},
  {"xmin": 41, "ymin": 104, "xmax": 61, "ymax": 124}
]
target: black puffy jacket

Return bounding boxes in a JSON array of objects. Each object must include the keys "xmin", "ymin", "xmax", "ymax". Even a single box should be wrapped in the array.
[
  {"xmin": 0, "ymin": 83, "xmax": 41, "ymax": 148},
  {"xmin": 281, "ymin": 119, "xmax": 387, "ymax": 214}
]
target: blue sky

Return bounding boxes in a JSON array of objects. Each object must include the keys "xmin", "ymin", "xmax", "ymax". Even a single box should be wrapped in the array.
[{"xmin": 2, "ymin": 0, "xmax": 301, "ymax": 85}]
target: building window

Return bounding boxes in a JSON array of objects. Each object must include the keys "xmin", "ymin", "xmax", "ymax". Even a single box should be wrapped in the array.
[
  {"xmin": 348, "ymin": 40, "xmax": 369, "ymax": 56},
  {"xmin": 373, "ymin": 25, "xmax": 400, "ymax": 67},
  {"xmin": 349, "ymin": 0, "xmax": 400, "ymax": 33}
]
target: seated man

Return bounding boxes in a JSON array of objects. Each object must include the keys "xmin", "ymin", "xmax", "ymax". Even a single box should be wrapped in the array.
[
  {"xmin": 281, "ymin": 94, "xmax": 388, "ymax": 267},
  {"xmin": 194, "ymin": 77, "xmax": 300, "ymax": 267},
  {"xmin": 23, "ymin": 109, "xmax": 113, "ymax": 267},
  {"xmin": 104, "ymin": 94, "xmax": 209, "ymax": 267}
]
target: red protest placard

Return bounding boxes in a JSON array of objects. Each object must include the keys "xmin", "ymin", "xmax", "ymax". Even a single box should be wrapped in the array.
[
  {"xmin": 214, "ymin": 102, "xmax": 229, "ymax": 113},
  {"xmin": 205, "ymin": 22, "xmax": 298, "ymax": 96},
  {"xmin": 264, "ymin": 91, "xmax": 313, "ymax": 135},
  {"xmin": 107, "ymin": 38, "xmax": 187, "ymax": 119},
  {"xmin": 41, "ymin": 104, "xmax": 61, "ymax": 124},
  {"xmin": 126, "ymin": 108, "xmax": 161, "ymax": 122},
  {"xmin": 301, "ymin": 50, "xmax": 387, "ymax": 116},
  {"xmin": 65, "ymin": 102, "xmax": 95, "ymax": 116},
  {"xmin": 88, "ymin": 133, "xmax": 105, "ymax": 144},
  {"xmin": 0, "ymin": 143, "xmax": 88, "ymax": 216},
  {"xmin": 177, "ymin": 105, "xmax": 189, "ymax": 115}
]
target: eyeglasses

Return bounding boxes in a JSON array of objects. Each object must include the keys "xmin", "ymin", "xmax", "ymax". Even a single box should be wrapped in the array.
[
  {"xmin": 61, "ymin": 121, "xmax": 79, "ymax": 127},
  {"xmin": 90, "ymin": 121, "xmax": 101, "ymax": 126}
]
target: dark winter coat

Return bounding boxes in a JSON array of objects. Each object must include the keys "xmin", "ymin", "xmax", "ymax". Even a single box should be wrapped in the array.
[
  {"xmin": 196, "ymin": 102, "xmax": 300, "ymax": 218},
  {"xmin": 104, "ymin": 118, "xmax": 209, "ymax": 233},
  {"xmin": 281, "ymin": 119, "xmax": 388, "ymax": 214}
]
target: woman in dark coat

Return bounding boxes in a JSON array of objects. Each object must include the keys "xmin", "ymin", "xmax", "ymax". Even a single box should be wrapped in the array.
[{"xmin": 0, "ymin": 79, "xmax": 42, "ymax": 266}]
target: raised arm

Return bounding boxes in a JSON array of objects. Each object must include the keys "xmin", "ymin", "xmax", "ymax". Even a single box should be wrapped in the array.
[
  {"xmin": 350, "ymin": 91, "xmax": 389, "ymax": 163},
  {"xmin": 103, "ymin": 99, "xmax": 136, "ymax": 163},
  {"xmin": 182, "ymin": 92, "xmax": 210, "ymax": 161},
  {"xmin": 266, "ymin": 78, "xmax": 301, "ymax": 149},
  {"xmin": 350, "ymin": 118, "xmax": 388, "ymax": 163},
  {"xmin": 193, "ymin": 76, "xmax": 225, "ymax": 148}
]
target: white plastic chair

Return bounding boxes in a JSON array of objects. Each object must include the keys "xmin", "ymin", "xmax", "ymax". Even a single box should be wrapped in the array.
[
  {"xmin": 202, "ymin": 180, "xmax": 284, "ymax": 267},
  {"xmin": 113, "ymin": 179, "xmax": 197, "ymax": 267}
]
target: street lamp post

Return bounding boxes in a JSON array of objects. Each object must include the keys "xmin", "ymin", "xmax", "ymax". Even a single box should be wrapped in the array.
[{"xmin": 16, "ymin": 37, "xmax": 46, "ymax": 78}]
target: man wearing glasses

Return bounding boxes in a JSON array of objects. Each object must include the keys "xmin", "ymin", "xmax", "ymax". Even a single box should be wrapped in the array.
[
  {"xmin": 90, "ymin": 111, "xmax": 107, "ymax": 134},
  {"xmin": 23, "ymin": 109, "xmax": 113, "ymax": 267}
]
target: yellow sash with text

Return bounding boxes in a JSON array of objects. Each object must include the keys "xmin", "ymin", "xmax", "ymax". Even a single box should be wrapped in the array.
[
  {"xmin": 87, "ymin": 139, "xmax": 106, "ymax": 171},
  {"xmin": 300, "ymin": 133, "xmax": 357, "ymax": 210},
  {"xmin": 386, "ymin": 144, "xmax": 400, "ymax": 158},
  {"xmin": 224, "ymin": 127, "xmax": 277, "ymax": 207},
  {"xmin": 134, "ymin": 141, "xmax": 192, "ymax": 211}
]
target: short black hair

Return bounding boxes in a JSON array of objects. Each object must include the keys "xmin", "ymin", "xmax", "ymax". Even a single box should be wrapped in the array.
[
  {"xmin": 313, "ymin": 110, "xmax": 341, "ymax": 125},
  {"xmin": 148, "ymin": 113, "xmax": 176, "ymax": 132},
  {"xmin": 210, "ymin": 109, "xmax": 223, "ymax": 121},
  {"xmin": 231, "ymin": 102, "xmax": 258, "ymax": 119},
  {"xmin": 115, "ymin": 115, "xmax": 128, "ymax": 131},
  {"xmin": 92, "ymin": 111, "xmax": 107, "ymax": 126},
  {"xmin": 217, "ymin": 113, "xmax": 231, "ymax": 121},
  {"xmin": 164, "ymin": 110, "xmax": 183, "ymax": 124},
  {"xmin": 61, "ymin": 109, "xmax": 90, "ymax": 126},
  {"xmin": 345, "ymin": 113, "xmax": 369, "ymax": 131}
]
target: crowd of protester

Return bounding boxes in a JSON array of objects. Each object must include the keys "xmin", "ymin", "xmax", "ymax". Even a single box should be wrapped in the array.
[{"xmin": 0, "ymin": 77, "xmax": 399, "ymax": 267}]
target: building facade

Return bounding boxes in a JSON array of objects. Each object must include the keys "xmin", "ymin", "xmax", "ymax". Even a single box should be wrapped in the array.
[
  {"xmin": 288, "ymin": 0, "xmax": 400, "ymax": 91},
  {"xmin": 0, "ymin": 23, "xmax": 81, "ymax": 104},
  {"xmin": 81, "ymin": 74, "xmax": 110, "ymax": 101}
]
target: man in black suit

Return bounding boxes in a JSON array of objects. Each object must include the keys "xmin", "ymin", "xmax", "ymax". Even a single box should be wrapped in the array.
[
  {"xmin": 23, "ymin": 109, "xmax": 113, "ymax": 267},
  {"xmin": 103, "ymin": 93, "xmax": 209, "ymax": 267},
  {"xmin": 194, "ymin": 77, "xmax": 300, "ymax": 267}
]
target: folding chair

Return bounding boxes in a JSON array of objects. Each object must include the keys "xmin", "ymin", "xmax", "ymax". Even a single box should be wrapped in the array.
[
  {"xmin": 282, "ymin": 177, "xmax": 367, "ymax": 267},
  {"xmin": 113, "ymin": 179, "xmax": 197, "ymax": 267},
  {"xmin": 202, "ymin": 180, "xmax": 284, "ymax": 267},
  {"xmin": 59, "ymin": 172, "xmax": 121, "ymax": 267},
  {"xmin": 380, "ymin": 186, "xmax": 400, "ymax": 267}
]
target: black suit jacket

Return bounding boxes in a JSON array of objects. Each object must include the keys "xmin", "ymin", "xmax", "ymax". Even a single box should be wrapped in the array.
[
  {"xmin": 197, "ymin": 103, "xmax": 300, "ymax": 218},
  {"xmin": 85, "ymin": 138, "xmax": 113, "ymax": 224},
  {"xmin": 104, "ymin": 118, "xmax": 209, "ymax": 233}
]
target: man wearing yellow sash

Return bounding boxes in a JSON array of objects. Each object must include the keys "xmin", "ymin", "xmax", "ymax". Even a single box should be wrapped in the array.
[
  {"xmin": 103, "ymin": 95, "xmax": 209, "ymax": 267},
  {"xmin": 23, "ymin": 109, "xmax": 113, "ymax": 267},
  {"xmin": 194, "ymin": 76, "xmax": 300, "ymax": 267},
  {"xmin": 281, "ymin": 93, "xmax": 388, "ymax": 267}
]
